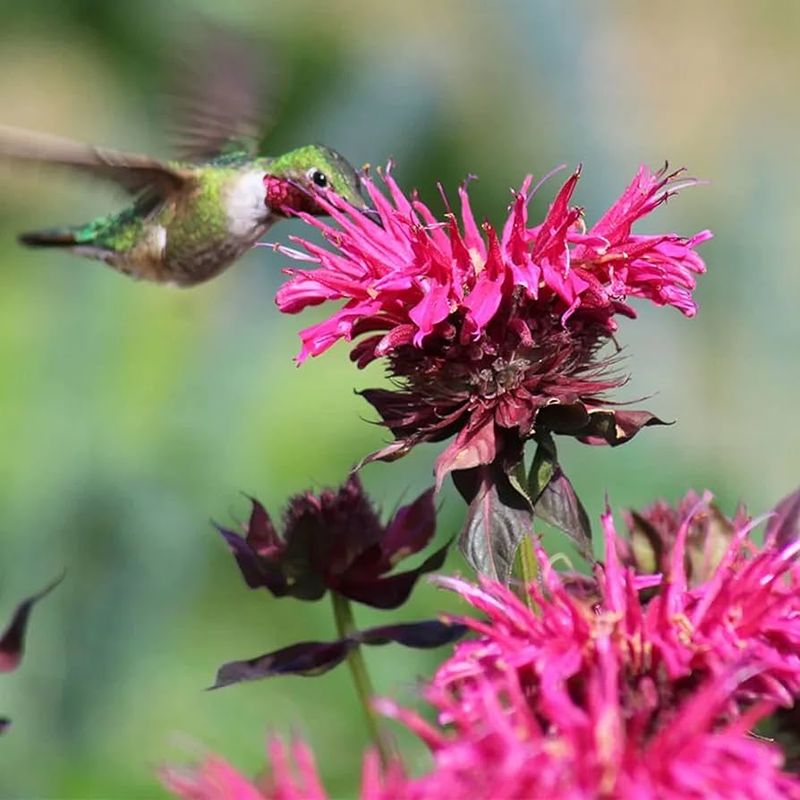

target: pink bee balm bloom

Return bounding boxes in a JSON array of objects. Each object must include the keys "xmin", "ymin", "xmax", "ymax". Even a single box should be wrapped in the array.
[
  {"xmin": 434, "ymin": 492, "xmax": 800, "ymax": 720},
  {"xmin": 163, "ymin": 656, "xmax": 800, "ymax": 800},
  {"xmin": 161, "ymin": 754, "xmax": 270, "ymax": 800},
  {"xmin": 162, "ymin": 739, "xmax": 405, "ymax": 800},
  {"xmin": 161, "ymin": 739, "xmax": 347, "ymax": 800},
  {"xmin": 162, "ymin": 683, "xmax": 800, "ymax": 800},
  {"xmin": 377, "ymin": 655, "xmax": 800, "ymax": 799},
  {"xmin": 274, "ymin": 165, "xmax": 710, "ymax": 483}
]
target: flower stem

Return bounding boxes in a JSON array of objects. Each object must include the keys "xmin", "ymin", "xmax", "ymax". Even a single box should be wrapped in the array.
[
  {"xmin": 513, "ymin": 533, "xmax": 539, "ymax": 612},
  {"xmin": 330, "ymin": 592, "xmax": 394, "ymax": 767}
]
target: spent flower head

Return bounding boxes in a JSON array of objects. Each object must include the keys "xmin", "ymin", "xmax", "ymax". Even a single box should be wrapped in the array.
[
  {"xmin": 275, "ymin": 165, "xmax": 710, "ymax": 485},
  {"xmin": 217, "ymin": 474, "xmax": 448, "ymax": 609},
  {"xmin": 211, "ymin": 474, "xmax": 462, "ymax": 688}
]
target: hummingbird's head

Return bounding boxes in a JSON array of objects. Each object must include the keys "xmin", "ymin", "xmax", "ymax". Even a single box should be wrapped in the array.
[{"xmin": 264, "ymin": 145, "xmax": 379, "ymax": 223}]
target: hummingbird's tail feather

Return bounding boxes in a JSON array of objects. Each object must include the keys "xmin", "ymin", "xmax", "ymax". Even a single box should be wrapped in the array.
[{"xmin": 18, "ymin": 224, "xmax": 119, "ymax": 267}]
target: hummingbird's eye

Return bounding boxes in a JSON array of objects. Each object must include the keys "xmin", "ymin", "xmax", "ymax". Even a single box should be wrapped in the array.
[{"xmin": 308, "ymin": 168, "xmax": 328, "ymax": 188}]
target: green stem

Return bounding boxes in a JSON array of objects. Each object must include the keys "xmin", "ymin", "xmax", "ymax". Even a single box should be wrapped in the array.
[
  {"xmin": 512, "ymin": 533, "xmax": 539, "ymax": 612},
  {"xmin": 330, "ymin": 592, "xmax": 394, "ymax": 767}
]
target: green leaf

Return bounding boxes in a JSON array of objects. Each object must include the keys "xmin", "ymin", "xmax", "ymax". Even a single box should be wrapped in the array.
[
  {"xmin": 528, "ymin": 434, "xmax": 557, "ymax": 502},
  {"xmin": 506, "ymin": 448, "xmax": 532, "ymax": 505}
]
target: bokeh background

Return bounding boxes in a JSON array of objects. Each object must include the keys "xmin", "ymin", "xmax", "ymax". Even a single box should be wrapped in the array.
[{"xmin": 0, "ymin": 1, "xmax": 798, "ymax": 796}]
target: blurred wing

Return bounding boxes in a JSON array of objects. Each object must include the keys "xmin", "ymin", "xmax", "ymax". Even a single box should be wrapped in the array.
[
  {"xmin": 166, "ymin": 25, "xmax": 282, "ymax": 161},
  {"xmin": 0, "ymin": 124, "xmax": 192, "ymax": 200}
]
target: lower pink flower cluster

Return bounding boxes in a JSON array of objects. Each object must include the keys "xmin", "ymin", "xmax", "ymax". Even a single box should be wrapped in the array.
[{"xmin": 163, "ymin": 494, "xmax": 800, "ymax": 799}]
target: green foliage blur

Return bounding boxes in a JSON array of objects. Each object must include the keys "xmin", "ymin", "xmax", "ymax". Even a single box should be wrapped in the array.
[{"xmin": 0, "ymin": 1, "xmax": 798, "ymax": 796}]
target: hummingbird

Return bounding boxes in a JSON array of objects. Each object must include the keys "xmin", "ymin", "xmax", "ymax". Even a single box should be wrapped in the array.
[{"xmin": 0, "ymin": 33, "xmax": 372, "ymax": 287}]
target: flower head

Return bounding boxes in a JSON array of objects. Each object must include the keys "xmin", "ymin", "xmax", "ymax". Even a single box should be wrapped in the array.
[
  {"xmin": 275, "ymin": 165, "xmax": 710, "ymax": 483},
  {"xmin": 378, "ymin": 656, "xmax": 800, "ymax": 799},
  {"xmin": 164, "ymin": 677, "xmax": 800, "ymax": 800},
  {"xmin": 618, "ymin": 490, "xmax": 745, "ymax": 585},
  {"xmin": 164, "ymin": 687, "xmax": 800, "ymax": 799},
  {"xmin": 387, "ymin": 490, "xmax": 800, "ymax": 797},
  {"xmin": 162, "ymin": 739, "xmax": 405, "ymax": 800},
  {"xmin": 217, "ymin": 475, "xmax": 448, "ymax": 609},
  {"xmin": 435, "ymin": 491, "xmax": 800, "ymax": 719}
]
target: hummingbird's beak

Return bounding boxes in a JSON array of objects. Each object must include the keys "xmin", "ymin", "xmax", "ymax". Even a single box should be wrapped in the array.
[
  {"xmin": 284, "ymin": 178, "xmax": 383, "ymax": 228},
  {"xmin": 360, "ymin": 206, "xmax": 383, "ymax": 228}
]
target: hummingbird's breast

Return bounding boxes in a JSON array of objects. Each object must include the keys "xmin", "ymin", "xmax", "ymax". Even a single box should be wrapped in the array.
[{"xmin": 157, "ymin": 168, "xmax": 273, "ymax": 286}]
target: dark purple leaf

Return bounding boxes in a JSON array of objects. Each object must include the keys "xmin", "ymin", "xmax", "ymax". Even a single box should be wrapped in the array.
[
  {"xmin": 325, "ymin": 475, "xmax": 387, "ymax": 574},
  {"xmin": 381, "ymin": 487, "xmax": 437, "ymax": 565},
  {"xmin": 359, "ymin": 387, "xmax": 421, "ymax": 434},
  {"xmin": 0, "ymin": 574, "xmax": 62, "ymax": 673},
  {"xmin": 243, "ymin": 497, "xmax": 282, "ymax": 555},
  {"xmin": 435, "ymin": 415, "xmax": 497, "ymax": 491},
  {"xmin": 343, "ymin": 487, "xmax": 437, "ymax": 580},
  {"xmin": 211, "ymin": 618, "xmax": 464, "ymax": 689},
  {"xmin": 278, "ymin": 506, "xmax": 330, "ymax": 601},
  {"xmin": 765, "ymin": 487, "xmax": 800, "ymax": 549},
  {"xmin": 215, "ymin": 525, "xmax": 288, "ymax": 595},
  {"xmin": 453, "ymin": 462, "xmax": 534, "ymax": 582},
  {"xmin": 535, "ymin": 402, "xmax": 591, "ymax": 435},
  {"xmin": 211, "ymin": 639, "xmax": 354, "ymax": 688},
  {"xmin": 338, "ymin": 540, "xmax": 451, "ymax": 609},
  {"xmin": 534, "ymin": 466, "xmax": 593, "ymax": 562},
  {"xmin": 356, "ymin": 620, "xmax": 467, "ymax": 649},
  {"xmin": 578, "ymin": 409, "xmax": 668, "ymax": 446},
  {"xmin": 0, "ymin": 718, "xmax": 9, "ymax": 735},
  {"xmin": 280, "ymin": 498, "xmax": 333, "ymax": 580},
  {"xmin": 356, "ymin": 437, "xmax": 418, "ymax": 469}
]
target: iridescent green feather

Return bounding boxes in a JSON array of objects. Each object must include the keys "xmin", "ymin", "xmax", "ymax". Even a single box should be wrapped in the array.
[{"xmin": 78, "ymin": 158, "xmax": 255, "ymax": 254}]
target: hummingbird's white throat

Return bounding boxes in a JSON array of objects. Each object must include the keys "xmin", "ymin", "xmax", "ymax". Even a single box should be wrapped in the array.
[{"xmin": 225, "ymin": 170, "xmax": 272, "ymax": 238}]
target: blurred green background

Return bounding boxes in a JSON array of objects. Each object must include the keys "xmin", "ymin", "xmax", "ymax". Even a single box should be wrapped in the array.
[{"xmin": 0, "ymin": 1, "xmax": 798, "ymax": 796}]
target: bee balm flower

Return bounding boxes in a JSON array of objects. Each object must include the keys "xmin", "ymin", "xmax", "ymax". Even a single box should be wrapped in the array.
[{"xmin": 275, "ymin": 165, "xmax": 710, "ymax": 485}]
